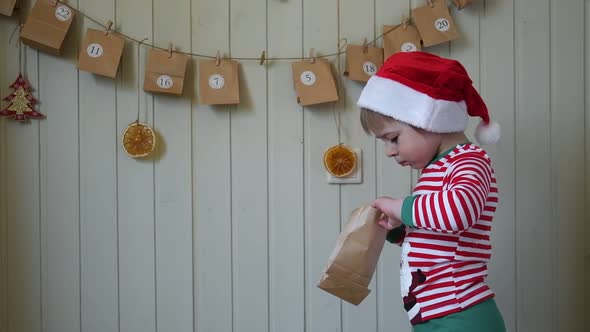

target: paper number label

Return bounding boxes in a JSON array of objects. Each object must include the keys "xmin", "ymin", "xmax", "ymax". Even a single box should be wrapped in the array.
[
  {"xmin": 208, "ymin": 74, "xmax": 225, "ymax": 89},
  {"xmin": 55, "ymin": 6, "xmax": 72, "ymax": 21},
  {"xmin": 300, "ymin": 71, "xmax": 316, "ymax": 86},
  {"xmin": 401, "ymin": 42, "xmax": 417, "ymax": 52},
  {"xmin": 86, "ymin": 43, "xmax": 104, "ymax": 58},
  {"xmin": 435, "ymin": 18, "xmax": 450, "ymax": 32},
  {"xmin": 156, "ymin": 75, "xmax": 173, "ymax": 89},
  {"xmin": 362, "ymin": 62, "xmax": 377, "ymax": 76}
]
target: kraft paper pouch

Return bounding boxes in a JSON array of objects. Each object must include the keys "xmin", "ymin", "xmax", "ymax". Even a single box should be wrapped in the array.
[
  {"xmin": 292, "ymin": 58, "xmax": 339, "ymax": 106},
  {"xmin": 344, "ymin": 44, "xmax": 383, "ymax": 83},
  {"xmin": 412, "ymin": 0, "xmax": 459, "ymax": 47},
  {"xmin": 198, "ymin": 59, "xmax": 240, "ymax": 105},
  {"xmin": 453, "ymin": 0, "xmax": 473, "ymax": 10},
  {"xmin": 77, "ymin": 28, "xmax": 125, "ymax": 78},
  {"xmin": 143, "ymin": 48, "xmax": 189, "ymax": 95},
  {"xmin": 318, "ymin": 206, "xmax": 388, "ymax": 305},
  {"xmin": 20, "ymin": 0, "xmax": 75, "ymax": 55},
  {"xmin": 0, "ymin": 0, "xmax": 18, "ymax": 16},
  {"xmin": 383, "ymin": 24, "xmax": 422, "ymax": 60}
]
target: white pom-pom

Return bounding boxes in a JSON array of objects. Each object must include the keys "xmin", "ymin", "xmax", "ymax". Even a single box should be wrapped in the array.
[{"xmin": 475, "ymin": 121, "xmax": 500, "ymax": 145}]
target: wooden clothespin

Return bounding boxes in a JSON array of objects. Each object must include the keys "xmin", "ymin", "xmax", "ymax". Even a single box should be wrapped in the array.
[
  {"xmin": 49, "ymin": 0, "xmax": 58, "ymax": 7},
  {"xmin": 309, "ymin": 48, "xmax": 316, "ymax": 64},
  {"xmin": 215, "ymin": 50, "xmax": 221, "ymax": 66},
  {"xmin": 362, "ymin": 37, "xmax": 368, "ymax": 54},
  {"xmin": 104, "ymin": 20, "xmax": 113, "ymax": 35},
  {"xmin": 168, "ymin": 42, "xmax": 173, "ymax": 58},
  {"xmin": 402, "ymin": 14, "xmax": 408, "ymax": 30},
  {"xmin": 259, "ymin": 50, "xmax": 266, "ymax": 65},
  {"xmin": 427, "ymin": 0, "xmax": 434, "ymax": 8}
]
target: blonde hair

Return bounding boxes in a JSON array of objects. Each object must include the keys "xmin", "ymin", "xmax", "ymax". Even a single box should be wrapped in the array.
[{"xmin": 359, "ymin": 108, "xmax": 395, "ymax": 135}]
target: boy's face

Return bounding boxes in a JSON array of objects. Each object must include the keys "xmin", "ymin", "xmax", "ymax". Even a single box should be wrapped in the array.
[{"xmin": 372, "ymin": 118, "xmax": 442, "ymax": 170}]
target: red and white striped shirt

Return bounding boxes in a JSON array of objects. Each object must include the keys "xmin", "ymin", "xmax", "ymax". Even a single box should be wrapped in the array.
[{"xmin": 396, "ymin": 143, "xmax": 498, "ymax": 325}]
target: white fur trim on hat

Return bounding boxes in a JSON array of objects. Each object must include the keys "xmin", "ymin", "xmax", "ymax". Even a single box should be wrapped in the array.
[
  {"xmin": 357, "ymin": 75, "xmax": 469, "ymax": 133},
  {"xmin": 475, "ymin": 120, "xmax": 500, "ymax": 145}
]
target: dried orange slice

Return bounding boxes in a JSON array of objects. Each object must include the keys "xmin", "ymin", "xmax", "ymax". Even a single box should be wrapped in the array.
[
  {"xmin": 323, "ymin": 144, "xmax": 357, "ymax": 177},
  {"xmin": 122, "ymin": 122, "xmax": 156, "ymax": 158}
]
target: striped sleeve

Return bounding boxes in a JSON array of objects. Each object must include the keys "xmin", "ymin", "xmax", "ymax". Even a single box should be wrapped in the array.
[{"xmin": 401, "ymin": 152, "xmax": 493, "ymax": 233}]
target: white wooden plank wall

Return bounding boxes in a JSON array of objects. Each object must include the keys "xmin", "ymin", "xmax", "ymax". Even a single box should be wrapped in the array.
[{"xmin": 0, "ymin": 0, "xmax": 588, "ymax": 332}]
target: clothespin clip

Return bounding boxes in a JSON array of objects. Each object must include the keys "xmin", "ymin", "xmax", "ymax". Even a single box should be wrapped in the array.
[
  {"xmin": 104, "ymin": 20, "xmax": 113, "ymax": 35},
  {"xmin": 427, "ymin": 0, "xmax": 434, "ymax": 8},
  {"xmin": 309, "ymin": 48, "xmax": 316, "ymax": 64},
  {"xmin": 402, "ymin": 14, "xmax": 408, "ymax": 30},
  {"xmin": 362, "ymin": 37, "xmax": 368, "ymax": 54},
  {"xmin": 49, "ymin": 0, "xmax": 58, "ymax": 7},
  {"xmin": 215, "ymin": 50, "xmax": 221, "ymax": 66},
  {"xmin": 168, "ymin": 42, "xmax": 173, "ymax": 58},
  {"xmin": 259, "ymin": 50, "xmax": 266, "ymax": 66}
]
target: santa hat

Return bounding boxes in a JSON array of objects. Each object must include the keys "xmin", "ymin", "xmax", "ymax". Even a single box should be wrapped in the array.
[{"xmin": 357, "ymin": 51, "xmax": 500, "ymax": 145}]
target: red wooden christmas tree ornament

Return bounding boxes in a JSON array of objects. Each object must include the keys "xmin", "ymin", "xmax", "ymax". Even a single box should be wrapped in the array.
[{"xmin": 1, "ymin": 73, "xmax": 44, "ymax": 121}]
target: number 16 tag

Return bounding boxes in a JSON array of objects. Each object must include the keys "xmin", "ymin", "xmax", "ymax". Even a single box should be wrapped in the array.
[{"xmin": 143, "ymin": 48, "xmax": 189, "ymax": 95}]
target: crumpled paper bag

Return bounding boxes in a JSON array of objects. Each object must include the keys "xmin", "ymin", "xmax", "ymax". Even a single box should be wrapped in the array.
[{"xmin": 318, "ymin": 206, "xmax": 388, "ymax": 305}]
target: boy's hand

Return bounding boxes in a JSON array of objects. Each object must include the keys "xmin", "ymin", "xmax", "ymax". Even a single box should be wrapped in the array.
[
  {"xmin": 371, "ymin": 196, "xmax": 403, "ymax": 221},
  {"xmin": 377, "ymin": 216, "xmax": 402, "ymax": 230}
]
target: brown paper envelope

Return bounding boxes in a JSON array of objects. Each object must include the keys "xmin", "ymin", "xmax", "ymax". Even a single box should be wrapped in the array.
[
  {"xmin": 317, "ymin": 206, "xmax": 387, "ymax": 305},
  {"xmin": 345, "ymin": 44, "xmax": 383, "ymax": 82},
  {"xmin": 20, "ymin": 1, "xmax": 75, "ymax": 55},
  {"xmin": 292, "ymin": 58, "xmax": 339, "ymax": 106},
  {"xmin": 0, "ymin": 0, "xmax": 17, "ymax": 16},
  {"xmin": 383, "ymin": 24, "xmax": 422, "ymax": 60},
  {"xmin": 143, "ymin": 48, "xmax": 189, "ymax": 95},
  {"xmin": 77, "ymin": 29, "xmax": 125, "ymax": 78},
  {"xmin": 412, "ymin": 0, "xmax": 459, "ymax": 47},
  {"xmin": 318, "ymin": 272, "xmax": 371, "ymax": 306},
  {"xmin": 198, "ymin": 59, "xmax": 240, "ymax": 105}
]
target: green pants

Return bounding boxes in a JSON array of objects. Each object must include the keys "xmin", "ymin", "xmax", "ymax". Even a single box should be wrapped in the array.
[{"xmin": 413, "ymin": 299, "xmax": 506, "ymax": 332}]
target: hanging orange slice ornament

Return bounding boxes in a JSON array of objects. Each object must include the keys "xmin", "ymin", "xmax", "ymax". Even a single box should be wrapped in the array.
[
  {"xmin": 122, "ymin": 121, "xmax": 156, "ymax": 158},
  {"xmin": 323, "ymin": 144, "xmax": 357, "ymax": 177}
]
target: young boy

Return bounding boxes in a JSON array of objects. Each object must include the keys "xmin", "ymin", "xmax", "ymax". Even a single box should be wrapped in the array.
[{"xmin": 357, "ymin": 52, "xmax": 505, "ymax": 332}]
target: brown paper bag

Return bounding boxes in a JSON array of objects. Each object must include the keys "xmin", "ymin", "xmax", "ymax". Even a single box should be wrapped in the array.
[
  {"xmin": 412, "ymin": 0, "xmax": 459, "ymax": 47},
  {"xmin": 143, "ymin": 48, "xmax": 189, "ymax": 95},
  {"xmin": 292, "ymin": 58, "xmax": 339, "ymax": 106},
  {"xmin": 383, "ymin": 24, "xmax": 422, "ymax": 60},
  {"xmin": 20, "ymin": 0, "xmax": 75, "ymax": 55},
  {"xmin": 345, "ymin": 44, "xmax": 383, "ymax": 83},
  {"xmin": 0, "ymin": 0, "xmax": 17, "ymax": 16},
  {"xmin": 198, "ymin": 59, "xmax": 240, "ymax": 105},
  {"xmin": 77, "ymin": 28, "xmax": 125, "ymax": 78},
  {"xmin": 453, "ymin": 0, "xmax": 473, "ymax": 10},
  {"xmin": 318, "ymin": 206, "xmax": 388, "ymax": 305}
]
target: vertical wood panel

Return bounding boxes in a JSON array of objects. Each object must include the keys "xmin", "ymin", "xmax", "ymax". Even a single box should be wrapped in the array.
[
  {"xmin": 38, "ymin": 0, "xmax": 82, "ymax": 330},
  {"xmin": 585, "ymin": 2, "xmax": 590, "ymax": 331},
  {"xmin": 77, "ymin": 1, "xmax": 119, "ymax": 331},
  {"xmin": 3, "ymin": 8, "xmax": 42, "ymax": 331},
  {"xmin": 550, "ymin": 1, "xmax": 585, "ymax": 331},
  {"xmin": 230, "ymin": 0, "xmax": 269, "ymax": 331},
  {"xmin": 302, "ymin": 0, "xmax": 340, "ymax": 331},
  {"xmin": 191, "ymin": 0, "xmax": 232, "ymax": 331},
  {"xmin": 480, "ymin": 0, "xmax": 516, "ymax": 330},
  {"xmin": 267, "ymin": 0, "xmax": 305, "ymax": 331},
  {"xmin": 115, "ymin": 1, "xmax": 157, "ymax": 331},
  {"xmin": 152, "ymin": 0, "xmax": 193, "ymax": 331},
  {"xmin": 515, "ymin": 0, "xmax": 554, "ymax": 331},
  {"xmin": 373, "ymin": 1, "xmax": 413, "ymax": 331},
  {"xmin": 0, "ymin": 16, "xmax": 6, "ymax": 332},
  {"xmin": 338, "ymin": 1, "xmax": 378, "ymax": 331}
]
